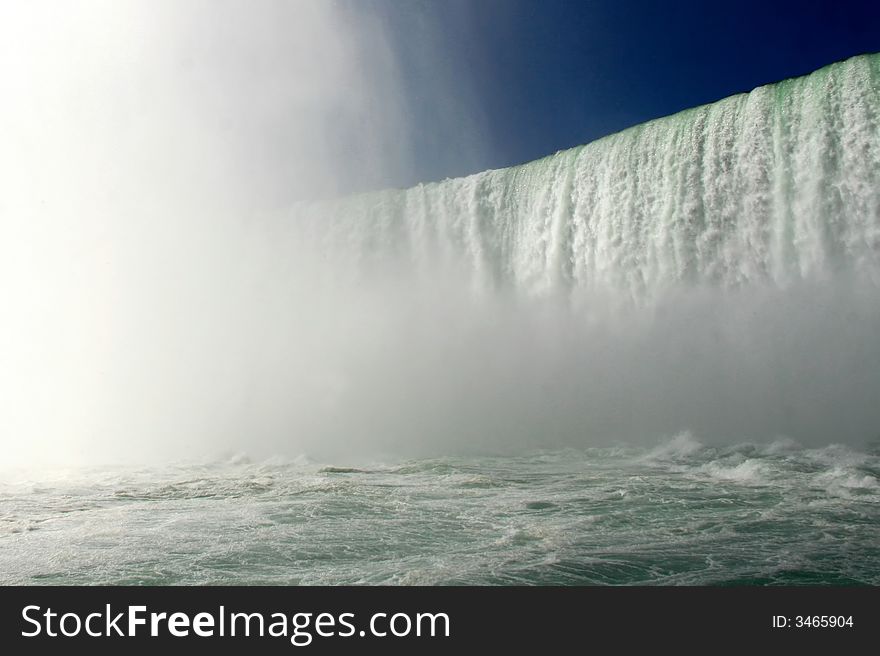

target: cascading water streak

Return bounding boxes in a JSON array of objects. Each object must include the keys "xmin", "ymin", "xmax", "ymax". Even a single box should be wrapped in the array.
[{"xmin": 293, "ymin": 53, "xmax": 880, "ymax": 300}]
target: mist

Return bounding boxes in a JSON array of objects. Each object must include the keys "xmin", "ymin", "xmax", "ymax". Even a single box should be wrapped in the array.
[
  {"xmin": 265, "ymin": 223, "xmax": 880, "ymax": 461},
  {"xmin": 1, "ymin": 3, "xmax": 879, "ymax": 469},
  {"xmin": 0, "ymin": 0, "xmax": 426, "ymax": 466}
]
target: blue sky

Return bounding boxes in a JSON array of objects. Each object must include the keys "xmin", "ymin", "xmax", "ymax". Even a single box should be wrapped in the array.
[
  {"xmin": 2, "ymin": 1, "xmax": 877, "ymax": 204},
  {"xmin": 380, "ymin": 0, "xmax": 880, "ymax": 185}
]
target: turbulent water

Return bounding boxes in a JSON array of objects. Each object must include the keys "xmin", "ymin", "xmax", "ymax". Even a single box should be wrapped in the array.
[
  {"xmin": 4, "ymin": 55, "xmax": 880, "ymax": 585},
  {"xmin": 2, "ymin": 438, "xmax": 879, "ymax": 585}
]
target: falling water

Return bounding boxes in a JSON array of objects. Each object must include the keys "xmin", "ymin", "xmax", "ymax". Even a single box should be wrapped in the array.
[
  {"xmin": 294, "ymin": 54, "xmax": 880, "ymax": 298},
  {"xmin": 278, "ymin": 53, "xmax": 880, "ymax": 454}
]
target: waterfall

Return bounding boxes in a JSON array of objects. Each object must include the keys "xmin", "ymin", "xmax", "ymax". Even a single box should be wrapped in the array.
[{"xmin": 293, "ymin": 53, "xmax": 880, "ymax": 302}]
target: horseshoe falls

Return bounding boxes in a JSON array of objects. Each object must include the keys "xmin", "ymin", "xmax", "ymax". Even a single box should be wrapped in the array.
[
  {"xmin": 3, "ymin": 54, "xmax": 880, "ymax": 585},
  {"xmin": 283, "ymin": 53, "xmax": 880, "ymax": 452},
  {"xmin": 297, "ymin": 54, "xmax": 880, "ymax": 298}
]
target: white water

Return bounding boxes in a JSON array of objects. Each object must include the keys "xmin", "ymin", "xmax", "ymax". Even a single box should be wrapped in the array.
[
  {"xmin": 294, "ymin": 54, "xmax": 880, "ymax": 298},
  {"xmin": 3, "ymin": 441, "xmax": 878, "ymax": 585}
]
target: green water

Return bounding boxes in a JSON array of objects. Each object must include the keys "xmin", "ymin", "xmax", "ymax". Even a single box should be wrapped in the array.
[{"xmin": 3, "ymin": 437, "xmax": 877, "ymax": 585}]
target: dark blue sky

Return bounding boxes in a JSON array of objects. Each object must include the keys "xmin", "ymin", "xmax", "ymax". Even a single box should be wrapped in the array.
[{"xmin": 378, "ymin": 0, "xmax": 880, "ymax": 185}]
